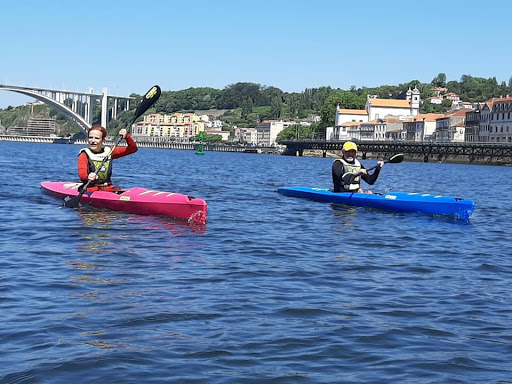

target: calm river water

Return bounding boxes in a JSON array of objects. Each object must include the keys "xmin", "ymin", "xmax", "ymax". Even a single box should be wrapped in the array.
[{"xmin": 1, "ymin": 141, "xmax": 511, "ymax": 383}]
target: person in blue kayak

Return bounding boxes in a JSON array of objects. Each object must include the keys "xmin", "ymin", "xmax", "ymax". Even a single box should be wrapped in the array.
[
  {"xmin": 78, "ymin": 125, "xmax": 138, "ymax": 192},
  {"xmin": 332, "ymin": 141, "xmax": 384, "ymax": 193}
]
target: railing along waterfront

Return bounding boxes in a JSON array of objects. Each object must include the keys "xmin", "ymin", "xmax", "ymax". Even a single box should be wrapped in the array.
[
  {"xmin": 279, "ymin": 139, "xmax": 512, "ymax": 165},
  {"xmin": 0, "ymin": 134, "xmax": 57, "ymax": 143},
  {"xmin": 74, "ymin": 138, "xmax": 247, "ymax": 152}
]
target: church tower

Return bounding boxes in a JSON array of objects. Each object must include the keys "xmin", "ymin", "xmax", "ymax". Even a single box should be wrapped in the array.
[
  {"xmin": 406, "ymin": 87, "xmax": 412, "ymax": 101},
  {"xmin": 406, "ymin": 87, "xmax": 421, "ymax": 116},
  {"xmin": 411, "ymin": 86, "xmax": 421, "ymax": 116}
]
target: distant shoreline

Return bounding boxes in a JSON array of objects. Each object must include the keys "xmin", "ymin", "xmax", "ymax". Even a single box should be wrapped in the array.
[{"xmin": 1, "ymin": 136, "xmax": 510, "ymax": 166}]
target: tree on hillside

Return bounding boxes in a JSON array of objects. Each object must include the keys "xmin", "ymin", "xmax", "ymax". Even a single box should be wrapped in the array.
[
  {"xmin": 241, "ymin": 97, "xmax": 253, "ymax": 119},
  {"xmin": 442, "ymin": 99, "xmax": 453, "ymax": 109},
  {"xmin": 261, "ymin": 86, "xmax": 284, "ymax": 106},
  {"xmin": 431, "ymin": 73, "xmax": 447, "ymax": 87},
  {"xmin": 302, "ymin": 87, "xmax": 334, "ymax": 111},
  {"xmin": 277, "ymin": 124, "xmax": 312, "ymax": 141},
  {"xmin": 215, "ymin": 82, "xmax": 266, "ymax": 109},
  {"xmin": 269, "ymin": 96, "xmax": 283, "ymax": 119},
  {"xmin": 284, "ymin": 92, "xmax": 304, "ymax": 118},
  {"xmin": 446, "ymin": 80, "xmax": 461, "ymax": 95},
  {"xmin": 456, "ymin": 75, "xmax": 508, "ymax": 102},
  {"xmin": 500, "ymin": 81, "xmax": 508, "ymax": 96},
  {"xmin": 155, "ymin": 87, "xmax": 219, "ymax": 113},
  {"xmin": 320, "ymin": 90, "xmax": 365, "ymax": 127},
  {"xmin": 421, "ymin": 101, "xmax": 444, "ymax": 114}
]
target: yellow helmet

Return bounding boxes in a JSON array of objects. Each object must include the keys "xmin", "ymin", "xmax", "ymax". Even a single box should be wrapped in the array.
[{"xmin": 342, "ymin": 141, "xmax": 357, "ymax": 151}]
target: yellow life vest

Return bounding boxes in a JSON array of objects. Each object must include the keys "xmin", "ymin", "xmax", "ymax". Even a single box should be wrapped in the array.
[
  {"xmin": 335, "ymin": 158, "xmax": 361, "ymax": 191},
  {"xmin": 79, "ymin": 146, "xmax": 113, "ymax": 184}
]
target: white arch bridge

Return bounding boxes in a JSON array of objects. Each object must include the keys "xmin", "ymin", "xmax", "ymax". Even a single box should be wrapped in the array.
[{"xmin": 0, "ymin": 83, "xmax": 134, "ymax": 132}]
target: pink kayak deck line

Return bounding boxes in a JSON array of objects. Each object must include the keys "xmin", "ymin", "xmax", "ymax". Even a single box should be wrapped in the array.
[{"xmin": 41, "ymin": 181, "xmax": 207, "ymax": 225}]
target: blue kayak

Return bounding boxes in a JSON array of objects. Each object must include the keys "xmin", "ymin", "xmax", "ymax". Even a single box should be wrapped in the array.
[{"xmin": 277, "ymin": 187, "xmax": 475, "ymax": 221}]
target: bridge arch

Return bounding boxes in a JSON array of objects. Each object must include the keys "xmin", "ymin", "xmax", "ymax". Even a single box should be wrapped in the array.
[{"xmin": 0, "ymin": 86, "xmax": 91, "ymax": 132}]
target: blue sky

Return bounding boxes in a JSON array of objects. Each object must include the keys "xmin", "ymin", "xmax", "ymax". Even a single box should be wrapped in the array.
[{"xmin": 1, "ymin": 0, "xmax": 512, "ymax": 109}]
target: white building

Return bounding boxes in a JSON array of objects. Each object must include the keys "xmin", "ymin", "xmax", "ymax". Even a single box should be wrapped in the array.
[
  {"xmin": 206, "ymin": 120, "xmax": 223, "ymax": 130},
  {"xmin": 8, "ymin": 117, "xmax": 56, "ymax": 137},
  {"xmin": 464, "ymin": 107, "xmax": 482, "ymax": 143},
  {"xmin": 427, "ymin": 96, "xmax": 443, "ymax": 105},
  {"xmin": 329, "ymin": 121, "xmax": 360, "ymax": 141},
  {"xmin": 359, "ymin": 118, "xmax": 404, "ymax": 141},
  {"xmin": 206, "ymin": 129, "xmax": 230, "ymax": 141},
  {"xmin": 476, "ymin": 97, "xmax": 512, "ymax": 142},
  {"xmin": 403, "ymin": 113, "xmax": 444, "ymax": 141},
  {"xmin": 331, "ymin": 87, "xmax": 421, "ymax": 140},
  {"xmin": 257, "ymin": 120, "xmax": 295, "ymax": 146},
  {"xmin": 365, "ymin": 87, "xmax": 420, "ymax": 121},
  {"xmin": 335, "ymin": 108, "xmax": 368, "ymax": 126},
  {"xmin": 231, "ymin": 127, "xmax": 258, "ymax": 144},
  {"xmin": 435, "ymin": 110, "xmax": 466, "ymax": 142},
  {"xmin": 479, "ymin": 101, "xmax": 493, "ymax": 142},
  {"xmin": 488, "ymin": 95, "xmax": 512, "ymax": 143}
]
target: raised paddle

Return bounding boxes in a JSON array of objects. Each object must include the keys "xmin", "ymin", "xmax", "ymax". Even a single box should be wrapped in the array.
[
  {"xmin": 342, "ymin": 153, "xmax": 404, "ymax": 184},
  {"xmin": 64, "ymin": 85, "xmax": 161, "ymax": 208}
]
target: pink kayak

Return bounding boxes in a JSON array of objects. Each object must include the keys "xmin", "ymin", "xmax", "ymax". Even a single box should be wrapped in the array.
[{"xmin": 41, "ymin": 181, "xmax": 207, "ymax": 225}]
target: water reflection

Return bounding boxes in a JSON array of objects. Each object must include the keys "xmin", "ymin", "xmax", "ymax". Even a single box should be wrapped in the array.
[
  {"xmin": 76, "ymin": 208, "xmax": 207, "ymax": 235},
  {"xmin": 331, "ymin": 203, "xmax": 359, "ymax": 228}
]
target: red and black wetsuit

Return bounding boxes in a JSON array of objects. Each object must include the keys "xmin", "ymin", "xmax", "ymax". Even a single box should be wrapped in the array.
[{"xmin": 78, "ymin": 134, "xmax": 137, "ymax": 191}]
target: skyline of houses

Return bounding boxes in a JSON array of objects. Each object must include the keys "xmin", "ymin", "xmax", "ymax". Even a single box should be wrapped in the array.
[
  {"xmin": 328, "ymin": 87, "xmax": 512, "ymax": 144},
  {"xmin": 131, "ymin": 112, "xmax": 230, "ymax": 142},
  {"xmin": 130, "ymin": 112, "xmax": 315, "ymax": 146}
]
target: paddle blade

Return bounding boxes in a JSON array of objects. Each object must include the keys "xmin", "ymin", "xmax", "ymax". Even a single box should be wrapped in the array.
[
  {"xmin": 388, "ymin": 153, "xmax": 404, "ymax": 164},
  {"xmin": 131, "ymin": 85, "xmax": 161, "ymax": 123},
  {"xmin": 63, "ymin": 181, "xmax": 89, "ymax": 208},
  {"xmin": 63, "ymin": 195, "xmax": 81, "ymax": 208}
]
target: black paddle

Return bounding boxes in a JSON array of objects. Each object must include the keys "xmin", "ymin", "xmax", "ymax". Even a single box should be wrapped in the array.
[
  {"xmin": 342, "ymin": 153, "xmax": 404, "ymax": 184},
  {"xmin": 64, "ymin": 85, "xmax": 161, "ymax": 208}
]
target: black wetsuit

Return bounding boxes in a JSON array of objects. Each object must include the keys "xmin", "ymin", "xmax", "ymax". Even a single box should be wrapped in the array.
[{"xmin": 332, "ymin": 159, "xmax": 381, "ymax": 192}]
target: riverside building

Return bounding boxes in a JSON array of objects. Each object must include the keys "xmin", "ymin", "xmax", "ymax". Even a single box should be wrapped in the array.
[{"xmin": 132, "ymin": 112, "xmax": 206, "ymax": 142}]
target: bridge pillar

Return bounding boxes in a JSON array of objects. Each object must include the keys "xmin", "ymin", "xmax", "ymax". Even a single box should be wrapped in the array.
[
  {"xmin": 113, "ymin": 98, "xmax": 118, "ymax": 121},
  {"xmin": 101, "ymin": 88, "xmax": 108, "ymax": 128}
]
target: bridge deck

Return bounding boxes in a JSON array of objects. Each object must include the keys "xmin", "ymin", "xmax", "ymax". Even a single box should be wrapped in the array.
[{"xmin": 279, "ymin": 140, "xmax": 512, "ymax": 164}]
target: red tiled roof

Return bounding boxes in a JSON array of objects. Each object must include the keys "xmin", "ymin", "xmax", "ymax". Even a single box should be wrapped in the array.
[
  {"xmin": 338, "ymin": 109, "xmax": 367, "ymax": 115},
  {"xmin": 367, "ymin": 99, "xmax": 410, "ymax": 108}
]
